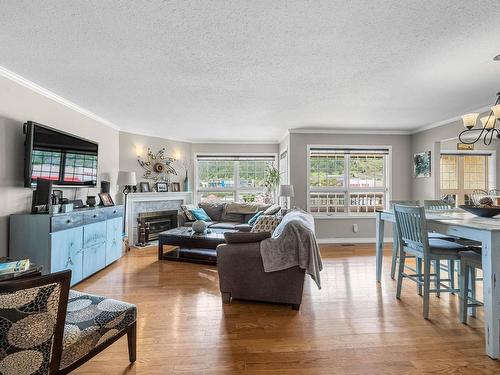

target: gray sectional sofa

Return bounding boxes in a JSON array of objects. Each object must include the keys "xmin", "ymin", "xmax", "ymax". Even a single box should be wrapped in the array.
[{"xmin": 178, "ymin": 201, "xmax": 274, "ymax": 231}]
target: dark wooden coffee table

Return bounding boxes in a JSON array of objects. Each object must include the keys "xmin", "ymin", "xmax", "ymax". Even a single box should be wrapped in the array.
[{"xmin": 158, "ymin": 227, "xmax": 237, "ymax": 264}]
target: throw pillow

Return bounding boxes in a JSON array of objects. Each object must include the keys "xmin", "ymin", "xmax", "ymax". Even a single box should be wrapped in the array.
[
  {"xmin": 248, "ymin": 210, "xmax": 264, "ymax": 225},
  {"xmin": 251, "ymin": 215, "xmax": 282, "ymax": 233},
  {"xmin": 190, "ymin": 208, "xmax": 211, "ymax": 222},
  {"xmin": 224, "ymin": 231, "xmax": 271, "ymax": 244},
  {"xmin": 263, "ymin": 204, "xmax": 281, "ymax": 216},
  {"xmin": 181, "ymin": 204, "xmax": 196, "ymax": 221}
]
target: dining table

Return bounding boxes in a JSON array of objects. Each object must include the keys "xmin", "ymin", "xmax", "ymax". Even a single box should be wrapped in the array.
[{"xmin": 375, "ymin": 208, "xmax": 500, "ymax": 359}]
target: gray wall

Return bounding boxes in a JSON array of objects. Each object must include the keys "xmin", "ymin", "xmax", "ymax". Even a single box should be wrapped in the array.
[
  {"xmin": 0, "ymin": 75, "xmax": 120, "ymax": 257},
  {"xmin": 288, "ymin": 132, "xmax": 413, "ymax": 240},
  {"xmin": 119, "ymin": 131, "xmax": 193, "ymax": 197},
  {"xmin": 411, "ymin": 115, "xmax": 500, "ymax": 202}
]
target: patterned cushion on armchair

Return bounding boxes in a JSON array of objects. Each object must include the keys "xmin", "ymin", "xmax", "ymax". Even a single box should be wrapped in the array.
[{"xmin": 60, "ymin": 290, "xmax": 137, "ymax": 370}]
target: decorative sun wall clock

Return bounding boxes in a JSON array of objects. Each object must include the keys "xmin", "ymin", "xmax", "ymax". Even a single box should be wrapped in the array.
[{"xmin": 137, "ymin": 147, "xmax": 177, "ymax": 182}]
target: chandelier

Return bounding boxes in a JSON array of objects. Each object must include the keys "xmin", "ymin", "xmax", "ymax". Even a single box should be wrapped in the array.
[{"xmin": 459, "ymin": 92, "xmax": 500, "ymax": 145}]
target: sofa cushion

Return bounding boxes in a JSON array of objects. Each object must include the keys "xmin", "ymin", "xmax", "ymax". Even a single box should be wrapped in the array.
[
  {"xmin": 210, "ymin": 222, "xmax": 239, "ymax": 230},
  {"xmin": 199, "ymin": 201, "xmax": 225, "ymax": 222},
  {"xmin": 263, "ymin": 204, "xmax": 281, "ymax": 216},
  {"xmin": 235, "ymin": 224, "xmax": 252, "ymax": 232},
  {"xmin": 60, "ymin": 290, "xmax": 136, "ymax": 370},
  {"xmin": 251, "ymin": 215, "xmax": 282, "ymax": 233},
  {"xmin": 224, "ymin": 231, "xmax": 271, "ymax": 243},
  {"xmin": 180, "ymin": 204, "xmax": 197, "ymax": 221},
  {"xmin": 224, "ymin": 202, "xmax": 268, "ymax": 214},
  {"xmin": 221, "ymin": 206, "xmax": 245, "ymax": 223}
]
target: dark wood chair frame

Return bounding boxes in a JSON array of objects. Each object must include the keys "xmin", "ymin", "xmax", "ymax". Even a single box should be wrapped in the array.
[{"xmin": 0, "ymin": 270, "xmax": 137, "ymax": 374}]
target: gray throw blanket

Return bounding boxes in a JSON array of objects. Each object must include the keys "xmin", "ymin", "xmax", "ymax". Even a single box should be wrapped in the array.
[{"xmin": 260, "ymin": 210, "xmax": 323, "ymax": 289}]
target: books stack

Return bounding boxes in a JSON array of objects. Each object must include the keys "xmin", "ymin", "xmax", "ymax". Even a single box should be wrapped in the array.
[{"xmin": 0, "ymin": 259, "xmax": 30, "ymax": 275}]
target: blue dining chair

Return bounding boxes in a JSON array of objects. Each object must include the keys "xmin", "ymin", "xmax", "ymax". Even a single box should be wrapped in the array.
[
  {"xmin": 390, "ymin": 200, "xmax": 456, "ymax": 292},
  {"xmin": 394, "ymin": 205, "xmax": 469, "ymax": 319},
  {"xmin": 423, "ymin": 199, "xmax": 459, "ymax": 293},
  {"xmin": 389, "ymin": 200, "xmax": 419, "ymax": 280},
  {"xmin": 459, "ymin": 249, "xmax": 483, "ymax": 324}
]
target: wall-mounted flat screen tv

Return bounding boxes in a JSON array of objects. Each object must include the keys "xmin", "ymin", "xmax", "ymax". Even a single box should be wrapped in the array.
[{"xmin": 24, "ymin": 121, "xmax": 99, "ymax": 187}]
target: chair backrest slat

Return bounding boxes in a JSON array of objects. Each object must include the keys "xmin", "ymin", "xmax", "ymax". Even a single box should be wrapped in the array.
[
  {"xmin": 394, "ymin": 205, "xmax": 429, "ymax": 256},
  {"xmin": 423, "ymin": 199, "xmax": 452, "ymax": 210},
  {"xmin": 390, "ymin": 200, "xmax": 419, "ymax": 209}
]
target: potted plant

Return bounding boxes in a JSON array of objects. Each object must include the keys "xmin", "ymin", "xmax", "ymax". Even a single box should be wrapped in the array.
[{"xmin": 263, "ymin": 164, "xmax": 281, "ymax": 204}]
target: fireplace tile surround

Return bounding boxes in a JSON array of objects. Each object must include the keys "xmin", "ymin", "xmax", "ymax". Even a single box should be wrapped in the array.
[{"xmin": 125, "ymin": 192, "xmax": 192, "ymax": 245}]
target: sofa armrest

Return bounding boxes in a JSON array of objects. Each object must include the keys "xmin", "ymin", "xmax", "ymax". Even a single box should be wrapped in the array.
[
  {"xmin": 217, "ymin": 242, "xmax": 305, "ymax": 306},
  {"xmin": 177, "ymin": 212, "xmax": 189, "ymax": 227}
]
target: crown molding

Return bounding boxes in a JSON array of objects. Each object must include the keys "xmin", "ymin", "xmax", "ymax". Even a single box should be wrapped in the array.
[
  {"xmin": 190, "ymin": 139, "xmax": 280, "ymax": 144},
  {"xmin": 289, "ymin": 128, "xmax": 412, "ymax": 135},
  {"xmin": 0, "ymin": 65, "xmax": 120, "ymax": 130},
  {"xmin": 409, "ymin": 105, "xmax": 492, "ymax": 135}
]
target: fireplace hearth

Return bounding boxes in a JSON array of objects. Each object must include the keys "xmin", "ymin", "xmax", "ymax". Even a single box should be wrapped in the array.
[{"xmin": 137, "ymin": 210, "xmax": 178, "ymax": 246}]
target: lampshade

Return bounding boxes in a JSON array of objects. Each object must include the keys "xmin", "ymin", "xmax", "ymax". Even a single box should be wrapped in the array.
[
  {"xmin": 461, "ymin": 113, "xmax": 479, "ymax": 129},
  {"xmin": 480, "ymin": 115, "xmax": 496, "ymax": 130},
  {"xmin": 279, "ymin": 184, "xmax": 294, "ymax": 197},
  {"xmin": 117, "ymin": 171, "xmax": 137, "ymax": 186},
  {"xmin": 492, "ymin": 104, "xmax": 500, "ymax": 119}
]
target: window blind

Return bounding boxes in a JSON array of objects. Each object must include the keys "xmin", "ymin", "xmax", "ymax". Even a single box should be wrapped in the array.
[{"xmin": 309, "ymin": 147, "xmax": 390, "ymax": 155}]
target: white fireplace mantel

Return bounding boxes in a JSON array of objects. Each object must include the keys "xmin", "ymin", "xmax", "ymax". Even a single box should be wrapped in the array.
[{"xmin": 125, "ymin": 192, "xmax": 192, "ymax": 245}]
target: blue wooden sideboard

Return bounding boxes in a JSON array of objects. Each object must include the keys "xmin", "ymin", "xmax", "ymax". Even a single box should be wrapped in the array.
[{"xmin": 9, "ymin": 205, "xmax": 124, "ymax": 286}]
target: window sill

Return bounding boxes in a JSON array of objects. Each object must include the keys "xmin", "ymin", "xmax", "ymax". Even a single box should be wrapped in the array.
[{"xmin": 312, "ymin": 214, "xmax": 377, "ymax": 219}]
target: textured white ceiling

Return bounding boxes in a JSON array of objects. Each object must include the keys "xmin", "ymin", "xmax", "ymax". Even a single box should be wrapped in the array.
[{"xmin": 1, "ymin": 1, "xmax": 500, "ymax": 142}]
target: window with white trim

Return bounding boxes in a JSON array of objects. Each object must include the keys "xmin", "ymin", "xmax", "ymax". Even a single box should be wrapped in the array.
[
  {"xmin": 307, "ymin": 147, "xmax": 390, "ymax": 216},
  {"xmin": 196, "ymin": 155, "xmax": 276, "ymax": 203}
]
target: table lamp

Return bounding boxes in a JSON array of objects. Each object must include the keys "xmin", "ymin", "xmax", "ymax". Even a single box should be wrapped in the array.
[
  {"xmin": 279, "ymin": 184, "xmax": 294, "ymax": 210},
  {"xmin": 117, "ymin": 171, "xmax": 137, "ymax": 235}
]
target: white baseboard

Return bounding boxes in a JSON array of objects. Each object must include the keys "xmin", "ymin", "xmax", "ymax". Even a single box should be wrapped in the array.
[{"xmin": 317, "ymin": 237, "xmax": 393, "ymax": 244}]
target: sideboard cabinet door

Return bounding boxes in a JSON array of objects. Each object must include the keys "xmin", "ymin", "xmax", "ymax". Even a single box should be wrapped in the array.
[
  {"xmin": 83, "ymin": 242, "xmax": 106, "ymax": 279},
  {"xmin": 106, "ymin": 217, "xmax": 123, "ymax": 265},
  {"xmin": 50, "ymin": 227, "xmax": 84, "ymax": 285}
]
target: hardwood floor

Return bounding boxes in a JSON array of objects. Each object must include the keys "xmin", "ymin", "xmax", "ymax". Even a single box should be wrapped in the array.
[{"xmin": 73, "ymin": 244, "xmax": 500, "ymax": 374}]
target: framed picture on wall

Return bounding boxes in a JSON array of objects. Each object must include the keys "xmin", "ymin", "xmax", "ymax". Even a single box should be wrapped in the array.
[
  {"xmin": 139, "ymin": 182, "xmax": 151, "ymax": 192},
  {"xmin": 171, "ymin": 182, "xmax": 180, "ymax": 192},
  {"xmin": 413, "ymin": 151, "xmax": 431, "ymax": 178},
  {"xmin": 156, "ymin": 182, "xmax": 168, "ymax": 192}
]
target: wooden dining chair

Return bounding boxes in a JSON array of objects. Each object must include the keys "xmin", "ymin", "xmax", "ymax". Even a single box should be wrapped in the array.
[
  {"xmin": 423, "ymin": 200, "xmax": 453, "ymax": 210},
  {"xmin": 389, "ymin": 200, "xmax": 456, "ymax": 293},
  {"xmin": 389, "ymin": 200, "xmax": 419, "ymax": 280},
  {"xmin": 394, "ymin": 205, "xmax": 468, "ymax": 319},
  {"xmin": 423, "ymin": 199, "xmax": 460, "ymax": 293},
  {"xmin": 459, "ymin": 250, "xmax": 483, "ymax": 324}
]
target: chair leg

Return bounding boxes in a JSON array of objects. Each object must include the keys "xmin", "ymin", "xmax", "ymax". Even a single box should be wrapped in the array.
[
  {"xmin": 423, "ymin": 257, "xmax": 431, "ymax": 319},
  {"xmin": 416, "ymin": 258, "xmax": 423, "ymax": 296},
  {"xmin": 469, "ymin": 267, "xmax": 477, "ymax": 317},
  {"xmin": 127, "ymin": 321, "xmax": 137, "ymax": 363},
  {"xmin": 434, "ymin": 260, "xmax": 441, "ymax": 298},
  {"xmin": 459, "ymin": 261, "xmax": 469, "ymax": 324},
  {"xmin": 396, "ymin": 250, "xmax": 406, "ymax": 299},
  {"xmin": 449, "ymin": 260, "xmax": 455, "ymax": 294},
  {"xmin": 390, "ymin": 236, "xmax": 399, "ymax": 280},
  {"xmin": 291, "ymin": 304, "xmax": 300, "ymax": 311}
]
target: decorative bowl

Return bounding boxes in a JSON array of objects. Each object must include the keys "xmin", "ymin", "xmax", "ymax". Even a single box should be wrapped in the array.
[
  {"xmin": 459, "ymin": 205, "xmax": 500, "ymax": 218},
  {"xmin": 192, "ymin": 220, "xmax": 208, "ymax": 233}
]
